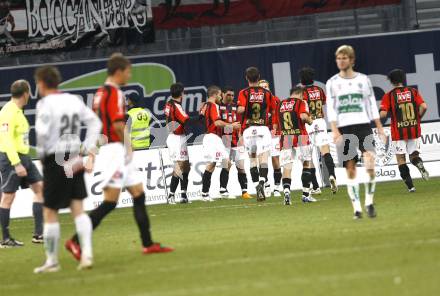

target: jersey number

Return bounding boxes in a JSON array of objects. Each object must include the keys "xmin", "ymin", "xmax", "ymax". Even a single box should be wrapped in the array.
[
  {"xmin": 60, "ymin": 114, "xmax": 80, "ymax": 135},
  {"xmin": 398, "ymin": 103, "xmax": 415, "ymax": 121},
  {"xmin": 283, "ymin": 112, "xmax": 294, "ymax": 130},
  {"xmin": 309, "ymin": 100, "xmax": 323, "ymax": 117},
  {"xmin": 251, "ymin": 103, "xmax": 261, "ymax": 121}
]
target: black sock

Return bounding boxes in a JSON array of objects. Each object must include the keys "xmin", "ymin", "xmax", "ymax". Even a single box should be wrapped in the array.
[
  {"xmin": 410, "ymin": 156, "xmax": 423, "ymax": 168},
  {"xmin": 170, "ymin": 175, "xmax": 180, "ymax": 194},
  {"xmin": 274, "ymin": 168, "xmax": 282, "ymax": 186},
  {"xmin": 180, "ymin": 172, "xmax": 189, "ymax": 192},
  {"xmin": 238, "ymin": 172, "xmax": 248, "ymax": 192},
  {"xmin": 0, "ymin": 207, "xmax": 11, "ymax": 241},
  {"xmin": 220, "ymin": 168, "xmax": 229, "ymax": 189},
  {"xmin": 310, "ymin": 168, "xmax": 319, "ymax": 190},
  {"xmin": 282, "ymin": 178, "xmax": 291, "ymax": 191},
  {"xmin": 259, "ymin": 167, "xmax": 268, "ymax": 182},
  {"xmin": 302, "ymin": 168, "xmax": 313, "ymax": 197},
  {"xmin": 399, "ymin": 164, "xmax": 414, "ymax": 189},
  {"xmin": 133, "ymin": 193, "xmax": 153, "ymax": 248},
  {"xmin": 323, "ymin": 153, "xmax": 336, "ymax": 178},
  {"xmin": 32, "ymin": 202, "xmax": 43, "ymax": 236},
  {"xmin": 250, "ymin": 167, "xmax": 259, "ymax": 183},
  {"xmin": 202, "ymin": 170, "xmax": 213, "ymax": 194},
  {"xmin": 72, "ymin": 201, "xmax": 117, "ymax": 244}
]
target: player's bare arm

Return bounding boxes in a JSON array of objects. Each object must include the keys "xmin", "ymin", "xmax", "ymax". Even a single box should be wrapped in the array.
[
  {"xmin": 419, "ymin": 102, "xmax": 427, "ymax": 118},
  {"xmin": 300, "ymin": 112, "xmax": 313, "ymax": 125},
  {"xmin": 214, "ymin": 119, "xmax": 241, "ymax": 130},
  {"xmin": 374, "ymin": 118, "xmax": 386, "ymax": 143},
  {"xmin": 330, "ymin": 121, "xmax": 341, "ymax": 144},
  {"xmin": 112, "ymin": 121, "xmax": 126, "ymax": 143}
]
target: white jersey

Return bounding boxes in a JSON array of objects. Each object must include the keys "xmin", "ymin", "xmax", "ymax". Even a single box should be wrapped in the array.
[
  {"xmin": 326, "ymin": 73, "xmax": 379, "ymax": 128},
  {"xmin": 35, "ymin": 93, "xmax": 102, "ymax": 157}
]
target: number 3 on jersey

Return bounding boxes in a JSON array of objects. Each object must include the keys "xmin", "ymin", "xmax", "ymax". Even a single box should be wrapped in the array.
[{"xmin": 251, "ymin": 103, "xmax": 261, "ymax": 121}]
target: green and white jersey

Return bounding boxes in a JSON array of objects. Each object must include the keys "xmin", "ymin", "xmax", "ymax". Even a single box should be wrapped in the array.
[{"xmin": 325, "ymin": 72, "xmax": 379, "ymax": 128}]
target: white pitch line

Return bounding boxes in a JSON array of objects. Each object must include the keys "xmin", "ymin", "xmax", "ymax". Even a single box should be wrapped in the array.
[
  {"xmin": 1, "ymin": 237, "xmax": 438, "ymax": 291},
  {"xmin": 130, "ymin": 269, "xmax": 400, "ymax": 296},
  {"xmin": 153, "ymin": 237, "xmax": 440, "ymax": 273}
]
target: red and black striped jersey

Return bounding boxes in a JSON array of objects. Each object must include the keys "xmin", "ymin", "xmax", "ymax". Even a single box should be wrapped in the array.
[
  {"xmin": 237, "ymin": 86, "xmax": 276, "ymax": 129},
  {"xmin": 268, "ymin": 96, "xmax": 281, "ymax": 135},
  {"xmin": 276, "ymin": 98, "xmax": 309, "ymax": 148},
  {"xmin": 219, "ymin": 101, "xmax": 240, "ymax": 147},
  {"xmin": 380, "ymin": 86, "xmax": 425, "ymax": 141},
  {"xmin": 204, "ymin": 101, "xmax": 222, "ymax": 135},
  {"xmin": 302, "ymin": 85, "xmax": 326, "ymax": 120},
  {"xmin": 164, "ymin": 99, "xmax": 189, "ymax": 135},
  {"xmin": 93, "ymin": 82, "xmax": 126, "ymax": 143}
]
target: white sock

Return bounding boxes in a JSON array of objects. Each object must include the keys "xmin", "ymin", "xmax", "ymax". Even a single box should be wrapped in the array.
[
  {"xmin": 346, "ymin": 178, "xmax": 362, "ymax": 213},
  {"xmin": 302, "ymin": 187, "xmax": 310, "ymax": 197},
  {"xmin": 75, "ymin": 213, "xmax": 93, "ymax": 260},
  {"xmin": 43, "ymin": 223, "xmax": 60, "ymax": 265},
  {"xmin": 365, "ymin": 175, "xmax": 376, "ymax": 206}
]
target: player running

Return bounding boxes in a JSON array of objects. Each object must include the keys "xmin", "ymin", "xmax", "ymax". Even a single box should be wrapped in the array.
[
  {"xmin": 0, "ymin": 80, "xmax": 44, "ymax": 247},
  {"xmin": 277, "ymin": 86, "xmax": 315, "ymax": 205},
  {"xmin": 164, "ymin": 83, "xmax": 191, "ymax": 204},
  {"xmin": 258, "ymin": 80, "xmax": 282, "ymax": 197},
  {"xmin": 326, "ymin": 45, "xmax": 385, "ymax": 219},
  {"xmin": 65, "ymin": 53, "xmax": 173, "ymax": 259},
  {"xmin": 218, "ymin": 86, "xmax": 250, "ymax": 199},
  {"xmin": 380, "ymin": 69, "xmax": 429, "ymax": 191},
  {"xmin": 200, "ymin": 86, "xmax": 241, "ymax": 201},
  {"xmin": 237, "ymin": 67, "xmax": 276, "ymax": 202},
  {"xmin": 300, "ymin": 67, "xmax": 338, "ymax": 194},
  {"xmin": 33, "ymin": 66, "xmax": 101, "ymax": 272}
]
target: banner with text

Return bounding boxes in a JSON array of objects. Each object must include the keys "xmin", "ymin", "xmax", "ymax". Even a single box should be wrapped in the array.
[{"xmin": 0, "ymin": 0, "xmax": 153, "ymax": 56}]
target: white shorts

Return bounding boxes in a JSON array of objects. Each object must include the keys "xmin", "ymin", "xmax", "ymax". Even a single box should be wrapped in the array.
[
  {"xmin": 280, "ymin": 145, "xmax": 313, "ymax": 166},
  {"xmin": 166, "ymin": 134, "xmax": 189, "ymax": 162},
  {"xmin": 202, "ymin": 133, "xmax": 228, "ymax": 163},
  {"xmin": 243, "ymin": 126, "xmax": 272, "ymax": 155},
  {"xmin": 306, "ymin": 118, "xmax": 330, "ymax": 147},
  {"xmin": 270, "ymin": 136, "xmax": 281, "ymax": 157},
  {"xmin": 225, "ymin": 146, "xmax": 247, "ymax": 163},
  {"xmin": 393, "ymin": 139, "xmax": 420, "ymax": 155},
  {"xmin": 96, "ymin": 143, "xmax": 142, "ymax": 189}
]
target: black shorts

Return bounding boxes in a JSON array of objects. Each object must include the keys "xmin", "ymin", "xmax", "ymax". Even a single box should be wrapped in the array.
[
  {"xmin": 337, "ymin": 124, "xmax": 375, "ymax": 167},
  {"xmin": 0, "ymin": 152, "xmax": 42, "ymax": 193},
  {"xmin": 42, "ymin": 155, "xmax": 87, "ymax": 210}
]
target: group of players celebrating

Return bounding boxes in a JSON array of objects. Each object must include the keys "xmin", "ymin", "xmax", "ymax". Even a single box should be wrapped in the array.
[
  {"xmin": 164, "ymin": 44, "xmax": 430, "ymax": 218},
  {"xmin": 165, "ymin": 66, "xmax": 338, "ymax": 206},
  {"xmin": 0, "ymin": 44, "xmax": 430, "ymax": 273}
]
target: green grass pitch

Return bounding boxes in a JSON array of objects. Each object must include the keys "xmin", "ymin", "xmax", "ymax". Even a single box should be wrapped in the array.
[{"xmin": 1, "ymin": 178, "xmax": 439, "ymax": 296}]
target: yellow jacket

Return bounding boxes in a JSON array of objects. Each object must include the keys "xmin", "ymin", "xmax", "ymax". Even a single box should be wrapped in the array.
[
  {"xmin": 127, "ymin": 107, "xmax": 151, "ymax": 150},
  {"xmin": 0, "ymin": 101, "xmax": 30, "ymax": 165}
]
